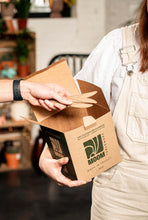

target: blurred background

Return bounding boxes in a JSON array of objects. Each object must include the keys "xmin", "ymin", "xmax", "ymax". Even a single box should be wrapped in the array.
[
  {"xmin": 28, "ymin": 0, "xmax": 142, "ymax": 71},
  {"xmin": 0, "ymin": 0, "xmax": 143, "ymax": 219}
]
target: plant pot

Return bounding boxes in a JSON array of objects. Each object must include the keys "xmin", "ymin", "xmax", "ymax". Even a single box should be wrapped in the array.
[
  {"xmin": 17, "ymin": 18, "xmax": 28, "ymax": 30},
  {"xmin": 50, "ymin": 0, "xmax": 64, "ymax": 18},
  {"xmin": 3, "ymin": 18, "xmax": 15, "ymax": 33},
  {"xmin": 5, "ymin": 152, "xmax": 20, "ymax": 168},
  {"xmin": 18, "ymin": 64, "xmax": 29, "ymax": 77},
  {"xmin": 0, "ymin": 60, "xmax": 14, "ymax": 70}
]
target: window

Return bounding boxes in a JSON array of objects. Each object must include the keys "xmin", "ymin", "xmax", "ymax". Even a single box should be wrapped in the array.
[
  {"xmin": 30, "ymin": 0, "xmax": 51, "ymax": 13},
  {"xmin": 29, "ymin": 0, "xmax": 51, "ymax": 18},
  {"xmin": 0, "ymin": 0, "xmax": 71, "ymax": 18}
]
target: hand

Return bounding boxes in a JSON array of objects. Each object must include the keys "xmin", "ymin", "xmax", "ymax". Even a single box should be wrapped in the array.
[
  {"xmin": 39, "ymin": 144, "xmax": 87, "ymax": 187},
  {"xmin": 20, "ymin": 81, "xmax": 72, "ymax": 111}
]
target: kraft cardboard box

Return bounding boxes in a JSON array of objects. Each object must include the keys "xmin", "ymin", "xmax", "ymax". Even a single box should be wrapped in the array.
[{"xmin": 26, "ymin": 59, "xmax": 122, "ymax": 181}]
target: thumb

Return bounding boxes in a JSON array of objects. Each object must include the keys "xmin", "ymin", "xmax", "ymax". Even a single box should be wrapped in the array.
[{"xmin": 58, "ymin": 157, "xmax": 69, "ymax": 166}]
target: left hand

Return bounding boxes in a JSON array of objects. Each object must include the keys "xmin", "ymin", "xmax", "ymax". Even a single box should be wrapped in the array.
[{"xmin": 39, "ymin": 144, "xmax": 88, "ymax": 187}]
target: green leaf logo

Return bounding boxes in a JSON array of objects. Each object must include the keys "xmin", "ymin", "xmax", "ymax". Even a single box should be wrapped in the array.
[{"xmin": 83, "ymin": 135, "xmax": 103, "ymax": 159}]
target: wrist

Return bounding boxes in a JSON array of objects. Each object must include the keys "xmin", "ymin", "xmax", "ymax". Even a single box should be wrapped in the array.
[{"xmin": 20, "ymin": 80, "xmax": 31, "ymax": 101}]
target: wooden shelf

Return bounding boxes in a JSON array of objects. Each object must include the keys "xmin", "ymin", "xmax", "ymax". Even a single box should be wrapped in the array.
[
  {"xmin": 0, "ymin": 31, "xmax": 36, "ymax": 171},
  {"xmin": 0, "ymin": 31, "xmax": 35, "ymax": 37},
  {"xmin": 0, "ymin": 132, "xmax": 21, "ymax": 143},
  {"xmin": 0, "ymin": 120, "xmax": 30, "ymax": 129},
  {"xmin": 0, "ymin": 162, "xmax": 32, "ymax": 172},
  {"xmin": 0, "ymin": 31, "xmax": 36, "ymax": 75}
]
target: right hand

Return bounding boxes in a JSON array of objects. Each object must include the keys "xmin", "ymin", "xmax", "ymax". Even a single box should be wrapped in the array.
[{"xmin": 21, "ymin": 81, "xmax": 72, "ymax": 111}]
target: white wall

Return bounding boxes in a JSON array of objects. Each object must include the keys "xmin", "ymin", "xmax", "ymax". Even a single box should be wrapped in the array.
[
  {"xmin": 13, "ymin": 0, "xmax": 142, "ymax": 72},
  {"xmin": 106, "ymin": 0, "xmax": 141, "ymax": 33},
  {"xmin": 26, "ymin": 0, "xmax": 106, "ymax": 71}
]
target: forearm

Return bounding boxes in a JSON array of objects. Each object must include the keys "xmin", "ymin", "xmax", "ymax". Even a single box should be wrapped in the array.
[
  {"xmin": 0, "ymin": 79, "xmax": 72, "ymax": 110},
  {"xmin": 0, "ymin": 80, "xmax": 13, "ymax": 102},
  {"xmin": 0, "ymin": 79, "xmax": 30, "ymax": 103}
]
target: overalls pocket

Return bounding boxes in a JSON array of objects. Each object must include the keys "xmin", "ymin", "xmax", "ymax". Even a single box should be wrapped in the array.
[{"xmin": 127, "ymin": 92, "xmax": 148, "ymax": 143}]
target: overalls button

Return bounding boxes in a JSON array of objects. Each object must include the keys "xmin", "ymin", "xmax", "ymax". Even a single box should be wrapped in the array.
[{"xmin": 127, "ymin": 70, "xmax": 133, "ymax": 76}]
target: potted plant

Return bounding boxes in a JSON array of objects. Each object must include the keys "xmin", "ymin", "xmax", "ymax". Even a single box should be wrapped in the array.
[
  {"xmin": 15, "ymin": 30, "xmax": 34, "ymax": 77},
  {"xmin": 0, "ymin": 53, "xmax": 14, "ymax": 70},
  {"xmin": 49, "ymin": 0, "xmax": 64, "ymax": 18},
  {"xmin": 14, "ymin": 0, "xmax": 31, "ymax": 30},
  {"xmin": 0, "ymin": 53, "xmax": 17, "ymax": 78},
  {"xmin": 44, "ymin": 0, "xmax": 75, "ymax": 18},
  {"xmin": 4, "ymin": 141, "xmax": 21, "ymax": 169}
]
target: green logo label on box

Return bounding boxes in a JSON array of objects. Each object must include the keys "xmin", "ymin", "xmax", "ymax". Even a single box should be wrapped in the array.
[{"xmin": 83, "ymin": 134, "xmax": 105, "ymax": 165}]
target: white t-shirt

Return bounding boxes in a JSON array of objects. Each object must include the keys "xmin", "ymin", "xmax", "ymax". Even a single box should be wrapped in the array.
[{"xmin": 74, "ymin": 25, "xmax": 141, "ymax": 113}]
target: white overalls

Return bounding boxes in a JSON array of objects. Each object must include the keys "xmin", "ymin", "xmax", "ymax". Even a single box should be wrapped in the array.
[{"xmin": 91, "ymin": 24, "xmax": 148, "ymax": 220}]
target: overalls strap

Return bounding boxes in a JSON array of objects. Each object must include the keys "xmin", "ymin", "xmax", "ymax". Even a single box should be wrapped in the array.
[{"xmin": 120, "ymin": 24, "xmax": 137, "ymax": 67}]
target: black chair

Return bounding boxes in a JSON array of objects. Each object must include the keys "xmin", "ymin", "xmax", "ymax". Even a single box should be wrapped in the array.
[{"xmin": 48, "ymin": 53, "xmax": 89, "ymax": 76}]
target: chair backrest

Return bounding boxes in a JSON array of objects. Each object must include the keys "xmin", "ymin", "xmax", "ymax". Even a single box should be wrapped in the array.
[{"xmin": 48, "ymin": 53, "xmax": 89, "ymax": 76}]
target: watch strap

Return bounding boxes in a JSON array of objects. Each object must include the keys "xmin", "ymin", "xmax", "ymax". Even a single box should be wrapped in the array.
[{"xmin": 13, "ymin": 79, "xmax": 23, "ymax": 101}]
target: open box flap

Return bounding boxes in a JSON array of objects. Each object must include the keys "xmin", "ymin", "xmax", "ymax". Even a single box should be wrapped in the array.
[
  {"xmin": 40, "ymin": 108, "xmax": 88, "ymax": 132},
  {"xmin": 24, "ymin": 60, "xmax": 110, "ymax": 133},
  {"xmin": 23, "ymin": 108, "xmax": 88, "ymax": 133},
  {"xmin": 77, "ymin": 80, "xmax": 110, "ymax": 118},
  {"xmin": 26, "ymin": 59, "xmax": 80, "ymax": 122},
  {"xmin": 38, "ymin": 79, "xmax": 110, "ymax": 132},
  {"xmin": 22, "ymin": 117, "xmax": 40, "ymax": 125}
]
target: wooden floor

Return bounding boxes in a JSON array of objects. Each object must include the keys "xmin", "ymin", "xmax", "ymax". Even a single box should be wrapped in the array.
[{"xmin": 0, "ymin": 169, "xmax": 92, "ymax": 220}]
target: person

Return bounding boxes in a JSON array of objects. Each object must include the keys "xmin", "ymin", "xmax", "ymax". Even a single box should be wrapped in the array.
[
  {"xmin": 39, "ymin": 0, "xmax": 148, "ymax": 219},
  {"xmin": 0, "ymin": 79, "xmax": 72, "ymax": 110}
]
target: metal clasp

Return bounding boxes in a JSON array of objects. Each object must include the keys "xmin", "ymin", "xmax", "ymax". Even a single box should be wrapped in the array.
[{"xmin": 126, "ymin": 64, "xmax": 134, "ymax": 76}]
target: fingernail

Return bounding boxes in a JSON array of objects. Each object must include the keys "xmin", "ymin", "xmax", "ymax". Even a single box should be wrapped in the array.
[
  {"xmin": 63, "ymin": 98, "xmax": 72, "ymax": 104},
  {"xmin": 67, "ymin": 101, "xmax": 72, "ymax": 105}
]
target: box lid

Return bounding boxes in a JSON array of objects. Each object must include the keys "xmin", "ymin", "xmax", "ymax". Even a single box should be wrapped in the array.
[{"xmin": 26, "ymin": 59, "xmax": 110, "ymax": 132}]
